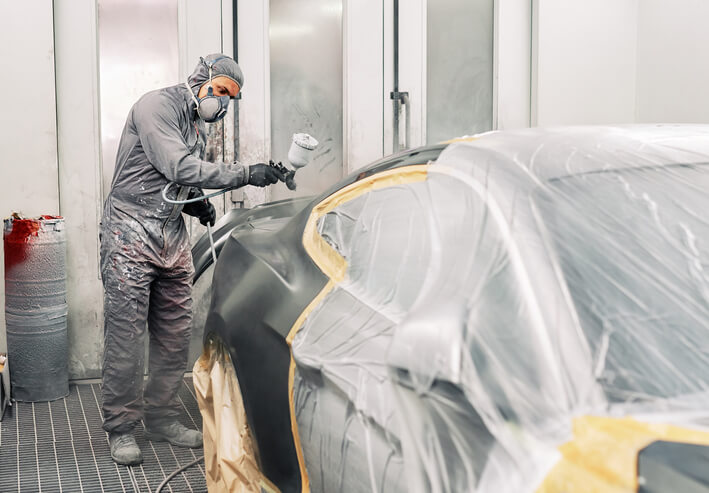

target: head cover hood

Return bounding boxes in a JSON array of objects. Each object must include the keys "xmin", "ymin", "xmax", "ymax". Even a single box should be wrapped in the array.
[
  {"xmin": 187, "ymin": 53, "xmax": 244, "ymax": 97},
  {"xmin": 186, "ymin": 54, "xmax": 244, "ymax": 123}
]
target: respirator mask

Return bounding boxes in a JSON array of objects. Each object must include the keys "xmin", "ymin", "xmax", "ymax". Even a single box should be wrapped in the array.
[{"xmin": 185, "ymin": 57, "xmax": 231, "ymax": 123}]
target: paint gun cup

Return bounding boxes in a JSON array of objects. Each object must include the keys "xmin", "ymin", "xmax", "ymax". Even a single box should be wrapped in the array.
[
  {"xmin": 270, "ymin": 134, "xmax": 319, "ymax": 191},
  {"xmin": 287, "ymin": 133, "xmax": 319, "ymax": 169}
]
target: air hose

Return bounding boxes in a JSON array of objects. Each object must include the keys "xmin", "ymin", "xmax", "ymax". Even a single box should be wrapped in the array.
[
  {"xmin": 161, "ymin": 160, "xmax": 299, "ymax": 265},
  {"xmin": 161, "ymin": 182, "xmax": 241, "ymax": 205},
  {"xmin": 154, "ymin": 455, "xmax": 205, "ymax": 493},
  {"xmin": 162, "ymin": 182, "xmax": 232, "ymax": 264}
]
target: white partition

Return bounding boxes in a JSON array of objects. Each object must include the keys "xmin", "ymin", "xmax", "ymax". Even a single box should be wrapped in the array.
[
  {"xmin": 98, "ymin": 0, "xmax": 180, "ymax": 200},
  {"xmin": 494, "ymin": 0, "xmax": 532, "ymax": 130},
  {"xmin": 0, "ymin": 0, "xmax": 60, "ymax": 354},
  {"xmin": 269, "ymin": 0, "xmax": 345, "ymax": 200},
  {"xmin": 532, "ymin": 0, "xmax": 639, "ymax": 126},
  {"xmin": 344, "ymin": 0, "xmax": 385, "ymax": 173},
  {"xmin": 236, "ymin": 0, "xmax": 271, "ymax": 208},
  {"xmin": 54, "ymin": 0, "xmax": 105, "ymax": 378},
  {"xmin": 636, "ymin": 0, "xmax": 709, "ymax": 123},
  {"xmin": 427, "ymin": 0, "xmax": 494, "ymax": 143},
  {"xmin": 396, "ymin": 0, "xmax": 427, "ymax": 149}
]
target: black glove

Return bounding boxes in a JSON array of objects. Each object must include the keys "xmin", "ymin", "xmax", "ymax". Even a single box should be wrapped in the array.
[
  {"xmin": 248, "ymin": 163, "xmax": 285, "ymax": 187},
  {"xmin": 197, "ymin": 200, "xmax": 216, "ymax": 226},
  {"xmin": 182, "ymin": 189, "xmax": 216, "ymax": 226}
]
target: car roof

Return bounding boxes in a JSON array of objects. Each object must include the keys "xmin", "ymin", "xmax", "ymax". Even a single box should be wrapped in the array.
[{"xmin": 436, "ymin": 125, "xmax": 709, "ymax": 185}]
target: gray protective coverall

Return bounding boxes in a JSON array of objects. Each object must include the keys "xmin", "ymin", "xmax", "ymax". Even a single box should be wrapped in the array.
[{"xmin": 100, "ymin": 55, "xmax": 246, "ymax": 433}]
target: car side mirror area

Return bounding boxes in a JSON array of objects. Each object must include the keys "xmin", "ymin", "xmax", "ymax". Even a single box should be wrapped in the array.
[
  {"xmin": 385, "ymin": 303, "xmax": 499, "ymax": 488},
  {"xmin": 387, "ymin": 303, "xmax": 466, "ymax": 392}
]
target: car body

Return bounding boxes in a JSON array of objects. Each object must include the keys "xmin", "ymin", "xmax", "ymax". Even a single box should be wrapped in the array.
[{"xmin": 192, "ymin": 125, "xmax": 709, "ymax": 493}]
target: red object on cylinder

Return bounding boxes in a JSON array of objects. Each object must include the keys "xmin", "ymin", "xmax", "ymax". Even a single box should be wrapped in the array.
[{"xmin": 4, "ymin": 218, "xmax": 41, "ymax": 275}]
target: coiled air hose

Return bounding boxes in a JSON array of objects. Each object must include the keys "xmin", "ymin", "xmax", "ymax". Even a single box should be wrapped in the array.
[{"xmin": 161, "ymin": 181, "xmax": 236, "ymax": 264}]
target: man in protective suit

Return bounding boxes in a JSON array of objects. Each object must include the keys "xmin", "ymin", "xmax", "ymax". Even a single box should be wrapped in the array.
[{"xmin": 100, "ymin": 54, "xmax": 283, "ymax": 465}]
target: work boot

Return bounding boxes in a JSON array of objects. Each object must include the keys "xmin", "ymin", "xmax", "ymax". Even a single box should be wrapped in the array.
[
  {"xmin": 144, "ymin": 420, "xmax": 203, "ymax": 448},
  {"xmin": 109, "ymin": 432, "xmax": 143, "ymax": 466}
]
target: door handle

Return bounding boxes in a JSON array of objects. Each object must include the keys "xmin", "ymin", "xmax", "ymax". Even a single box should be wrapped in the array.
[{"xmin": 391, "ymin": 91, "xmax": 410, "ymax": 152}]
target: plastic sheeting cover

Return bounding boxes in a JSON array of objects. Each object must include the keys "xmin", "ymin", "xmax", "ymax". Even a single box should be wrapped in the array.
[{"xmin": 289, "ymin": 126, "xmax": 709, "ymax": 492}]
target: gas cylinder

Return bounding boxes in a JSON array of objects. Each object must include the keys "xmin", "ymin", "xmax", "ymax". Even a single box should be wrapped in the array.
[{"xmin": 4, "ymin": 215, "xmax": 69, "ymax": 401}]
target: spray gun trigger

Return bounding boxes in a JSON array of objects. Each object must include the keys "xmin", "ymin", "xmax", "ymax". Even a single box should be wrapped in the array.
[{"xmin": 268, "ymin": 160, "xmax": 297, "ymax": 190}]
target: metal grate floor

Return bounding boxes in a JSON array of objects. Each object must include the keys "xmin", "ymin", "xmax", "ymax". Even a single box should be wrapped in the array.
[{"xmin": 0, "ymin": 378, "xmax": 206, "ymax": 493}]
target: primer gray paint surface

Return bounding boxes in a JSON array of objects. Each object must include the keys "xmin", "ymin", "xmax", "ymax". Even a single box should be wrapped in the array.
[{"xmin": 426, "ymin": 0, "xmax": 494, "ymax": 142}]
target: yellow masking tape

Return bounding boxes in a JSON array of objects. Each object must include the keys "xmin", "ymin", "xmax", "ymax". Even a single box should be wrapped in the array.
[
  {"xmin": 537, "ymin": 415, "xmax": 709, "ymax": 493},
  {"xmin": 440, "ymin": 135, "xmax": 480, "ymax": 144}
]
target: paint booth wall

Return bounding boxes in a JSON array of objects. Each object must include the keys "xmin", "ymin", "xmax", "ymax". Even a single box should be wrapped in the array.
[
  {"xmin": 269, "ymin": 0, "xmax": 344, "ymax": 201},
  {"xmin": 426, "ymin": 0, "xmax": 494, "ymax": 143},
  {"xmin": 0, "ymin": 0, "xmax": 234, "ymax": 379},
  {"xmin": 533, "ymin": 0, "xmax": 640, "ymax": 126},
  {"xmin": 0, "ymin": 0, "xmax": 60, "ymax": 356},
  {"xmin": 5, "ymin": 0, "xmax": 709, "ymax": 379},
  {"xmin": 54, "ymin": 0, "xmax": 105, "ymax": 379},
  {"xmin": 636, "ymin": 0, "xmax": 709, "ymax": 123},
  {"xmin": 532, "ymin": 0, "xmax": 709, "ymax": 126},
  {"xmin": 98, "ymin": 0, "xmax": 180, "ymax": 201}
]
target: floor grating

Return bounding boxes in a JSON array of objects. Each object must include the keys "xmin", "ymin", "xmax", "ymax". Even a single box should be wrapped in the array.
[{"xmin": 0, "ymin": 378, "xmax": 206, "ymax": 493}]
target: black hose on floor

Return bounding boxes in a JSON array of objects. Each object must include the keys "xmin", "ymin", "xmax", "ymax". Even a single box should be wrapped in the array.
[{"xmin": 155, "ymin": 455, "xmax": 205, "ymax": 493}]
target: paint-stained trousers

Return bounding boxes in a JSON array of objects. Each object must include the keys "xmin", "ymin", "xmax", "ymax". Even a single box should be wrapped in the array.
[{"xmin": 100, "ymin": 222, "xmax": 194, "ymax": 433}]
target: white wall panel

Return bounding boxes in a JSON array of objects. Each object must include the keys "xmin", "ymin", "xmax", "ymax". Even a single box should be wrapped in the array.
[
  {"xmin": 0, "ymin": 0, "xmax": 60, "ymax": 353},
  {"xmin": 178, "ymin": 0, "xmax": 224, "ymax": 80},
  {"xmin": 397, "ymin": 0, "xmax": 427, "ymax": 148},
  {"xmin": 427, "ymin": 0, "xmax": 494, "ymax": 142},
  {"xmin": 494, "ymin": 0, "xmax": 532, "ymax": 130},
  {"xmin": 532, "ymin": 0, "xmax": 639, "ymax": 126},
  {"xmin": 344, "ymin": 0, "xmax": 384, "ymax": 173},
  {"xmin": 54, "ymin": 0, "xmax": 105, "ymax": 379},
  {"xmin": 235, "ymin": 0, "xmax": 271, "ymax": 208},
  {"xmin": 98, "ymin": 0, "xmax": 179, "ymax": 201},
  {"xmin": 269, "ymin": 0, "xmax": 344, "ymax": 200},
  {"xmin": 636, "ymin": 0, "xmax": 709, "ymax": 123},
  {"xmin": 383, "ymin": 0, "xmax": 426, "ymax": 154}
]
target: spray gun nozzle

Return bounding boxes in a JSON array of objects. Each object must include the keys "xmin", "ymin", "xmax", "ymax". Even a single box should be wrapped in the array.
[{"xmin": 268, "ymin": 160, "xmax": 297, "ymax": 190}]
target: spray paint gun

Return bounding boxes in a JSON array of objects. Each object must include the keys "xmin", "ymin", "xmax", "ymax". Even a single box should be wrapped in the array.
[{"xmin": 267, "ymin": 133, "xmax": 319, "ymax": 191}]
